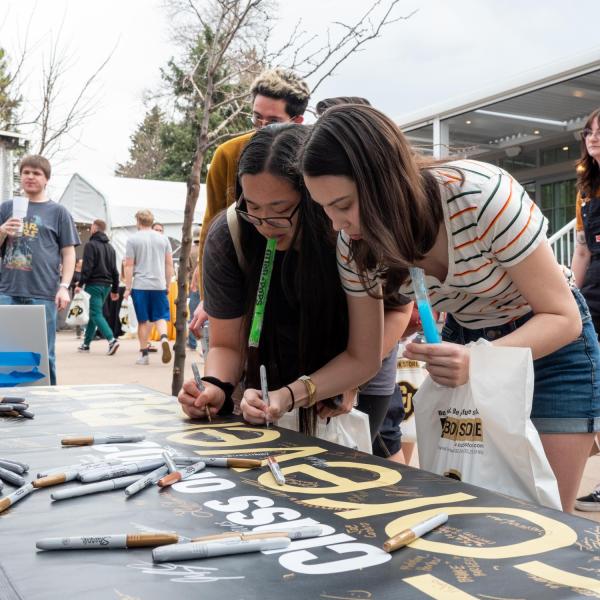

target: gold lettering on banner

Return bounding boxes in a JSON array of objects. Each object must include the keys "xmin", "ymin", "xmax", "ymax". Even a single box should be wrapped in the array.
[
  {"xmin": 302, "ymin": 493, "xmax": 475, "ymax": 519},
  {"xmin": 72, "ymin": 398, "xmax": 180, "ymax": 426},
  {"xmin": 403, "ymin": 574, "xmax": 479, "ymax": 599},
  {"xmin": 257, "ymin": 462, "xmax": 401, "ymax": 495},
  {"xmin": 514, "ymin": 561, "xmax": 600, "ymax": 595},
  {"xmin": 385, "ymin": 507, "xmax": 577, "ymax": 559},
  {"xmin": 167, "ymin": 427, "xmax": 279, "ymax": 447},
  {"xmin": 142, "ymin": 422, "xmax": 246, "ymax": 433}
]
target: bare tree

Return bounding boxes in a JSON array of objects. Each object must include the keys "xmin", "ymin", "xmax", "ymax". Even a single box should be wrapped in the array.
[{"xmin": 169, "ymin": 0, "xmax": 415, "ymax": 395}]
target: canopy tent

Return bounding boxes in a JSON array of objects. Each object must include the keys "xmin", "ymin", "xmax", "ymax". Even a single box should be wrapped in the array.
[{"xmin": 57, "ymin": 173, "xmax": 206, "ymax": 264}]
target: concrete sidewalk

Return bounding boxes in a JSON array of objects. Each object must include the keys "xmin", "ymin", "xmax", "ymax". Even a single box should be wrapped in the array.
[{"xmin": 53, "ymin": 328, "xmax": 600, "ymax": 522}]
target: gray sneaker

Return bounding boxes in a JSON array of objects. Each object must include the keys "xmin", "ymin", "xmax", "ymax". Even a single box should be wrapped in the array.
[{"xmin": 136, "ymin": 353, "xmax": 149, "ymax": 365}]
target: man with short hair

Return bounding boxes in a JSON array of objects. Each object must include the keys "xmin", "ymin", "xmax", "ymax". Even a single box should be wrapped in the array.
[
  {"xmin": 75, "ymin": 219, "xmax": 120, "ymax": 355},
  {"xmin": 152, "ymin": 222, "xmax": 164, "ymax": 234},
  {"xmin": 124, "ymin": 209, "xmax": 173, "ymax": 365},
  {"xmin": 190, "ymin": 68, "xmax": 310, "ymax": 334},
  {"xmin": 0, "ymin": 155, "xmax": 79, "ymax": 384}
]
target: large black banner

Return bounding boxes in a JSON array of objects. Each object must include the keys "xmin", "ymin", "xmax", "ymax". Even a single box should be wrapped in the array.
[{"xmin": 0, "ymin": 384, "xmax": 599, "ymax": 599}]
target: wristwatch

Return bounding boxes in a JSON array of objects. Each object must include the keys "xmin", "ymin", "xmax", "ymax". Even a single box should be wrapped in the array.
[{"xmin": 298, "ymin": 375, "xmax": 317, "ymax": 407}]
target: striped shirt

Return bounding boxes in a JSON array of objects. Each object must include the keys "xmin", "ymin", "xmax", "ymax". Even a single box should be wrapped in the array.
[{"xmin": 337, "ymin": 159, "xmax": 548, "ymax": 329}]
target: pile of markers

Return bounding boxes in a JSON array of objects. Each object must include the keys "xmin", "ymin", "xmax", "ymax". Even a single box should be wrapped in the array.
[{"xmin": 0, "ymin": 395, "xmax": 34, "ymax": 419}]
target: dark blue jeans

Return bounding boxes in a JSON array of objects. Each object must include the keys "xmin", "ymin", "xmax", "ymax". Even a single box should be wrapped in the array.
[{"xmin": 0, "ymin": 294, "xmax": 57, "ymax": 385}]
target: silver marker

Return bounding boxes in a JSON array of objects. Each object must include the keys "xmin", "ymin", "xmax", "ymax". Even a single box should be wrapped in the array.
[
  {"xmin": 0, "ymin": 483, "xmax": 35, "ymax": 513},
  {"xmin": 37, "ymin": 460, "xmax": 122, "ymax": 479},
  {"xmin": 0, "ymin": 396, "xmax": 26, "ymax": 404},
  {"xmin": 173, "ymin": 456, "xmax": 262, "ymax": 468},
  {"xmin": 0, "ymin": 458, "xmax": 29, "ymax": 472},
  {"xmin": 256, "ymin": 525, "xmax": 323, "ymax": 540},
  {"xmin": 0, "ymin": 459, "xmax": 27, "ymax": 475},
  {"xmin": 124, "ymin": 465, "xmax": 169, "ymax": 497},
  {"xmin": 152, "ymin": 537, "xmax": 290, "ymax": 563},
  {"xmin": 51, "ymin": 475, "xmax": 141, "ymax": 501},
  {"xmin": 191, "ymin": 363, "xmax": 205, "ymax": 391},
  {"xmin": 61, "ymin": 434, "xmax": 146, "ymax": 446},
  {"xmin": 79, "ymin": 459, "xmax": 165, "ymax": 483},
  {"xmin": 260, "ymin": 364, "xmax": 270, "ymax": 427},
  {"xmin": 158, "ymin": 461, "xmax": 206, "ymax": 487},
  {"xmin": 0, "ymin": 466, "xmax": 26, "ymax": 487},
  {"xmin": 266, "ymin": 456, "xmax": 285, "ymax": 485},
  {"xmin": 0, "ymin": 403, "xmax": 28, "ymax": 412},
  {"xmin": 162, "ymin": 452, "xmax": 177, "ymax": 474},
  {"xmin": 33, "ymin": 469, "xmax": 80, "ymax": 488},
  {"xmin": 19, "ymin": 410, "xmax": 34, "ymax": 419},
  {"xmin": 36, "ymin": 532, "xmax": 182, "ymax": 551}
]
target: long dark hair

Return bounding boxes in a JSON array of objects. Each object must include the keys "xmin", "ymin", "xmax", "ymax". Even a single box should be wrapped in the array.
[
  {"xmin": 577, "ymin": 108, "xmax": 600, "ymax": 198},
  {"xmin": 237, "ymin": 124, "xmax": 348, "ymax": 433},
  {"xmin": 300, "ymin": 104, "xmax": 444, "ymax": 296}
]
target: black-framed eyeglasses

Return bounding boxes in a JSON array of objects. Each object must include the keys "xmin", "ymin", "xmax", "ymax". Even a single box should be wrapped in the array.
[
  {"xmin": 582, "ymin": 128, "xmax": 600, "ymax": 140},
  {"xmin": 235, "ymin": 195, "xmax": 301, "ymax": 228}
]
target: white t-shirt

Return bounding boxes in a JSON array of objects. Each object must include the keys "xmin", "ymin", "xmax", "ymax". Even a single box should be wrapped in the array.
[{"xmin": 337, "ymin": 160, "xmax": 548, "ymax": 329}]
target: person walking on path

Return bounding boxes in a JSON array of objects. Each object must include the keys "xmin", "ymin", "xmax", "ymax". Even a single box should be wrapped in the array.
[
  {"xmin": 75, "ymin": 219, "xmax": 120, "ymax": 355},
  {"xmin": 124, "ymin": 209, "xmax": 174, "ymax": 365},
  {"xmin": 0, "ymin": 154, "xmax": 79, "ymax": 385}
]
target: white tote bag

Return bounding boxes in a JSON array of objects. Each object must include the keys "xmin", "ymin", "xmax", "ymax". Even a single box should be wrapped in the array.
[
  {"xmin": 276, "ymin": 408, "xmax": 372, "ymax": 454},
  {"xmin": 414, "ymin": 339, "xmax": 561, "ymax": 509},
  {"xmin": 119, "ymin": 298, "xmax": 138, "ymax": 335},
  {"xmin": 66, "ymin": 291, "xmax": 90, "ymax": 327},
  {"xmin": 396, "ymin": 341, "xmax": 427, "ymax": 443}
]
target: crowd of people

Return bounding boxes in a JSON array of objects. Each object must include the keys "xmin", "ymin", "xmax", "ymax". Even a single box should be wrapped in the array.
[{"xmin": 2, "ymin": 66, "xmax": 600, "ymax": 515}]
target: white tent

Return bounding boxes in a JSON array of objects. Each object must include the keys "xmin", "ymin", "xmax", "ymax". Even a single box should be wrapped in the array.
[{"xmin": 58, "ymin": 174, "xmax": 206, "ymax": 263}]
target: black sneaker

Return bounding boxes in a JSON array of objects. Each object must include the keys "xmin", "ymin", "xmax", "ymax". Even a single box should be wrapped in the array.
[
  {"xmin": 77, "ymin": 344, "xmax": 90, "ymax": 352},
  {"xmin": 107, "ymin": 339, "xmax": 120, "ymax": 356},
  {"xmin": 574, "ymin": 487, "xmax": 600, "ymax": 512}
]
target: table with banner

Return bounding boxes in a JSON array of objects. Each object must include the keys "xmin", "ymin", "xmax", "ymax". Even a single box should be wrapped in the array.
[{"xmin": 0, "ymin": 384, "xmax": 599, "ymax": 600}]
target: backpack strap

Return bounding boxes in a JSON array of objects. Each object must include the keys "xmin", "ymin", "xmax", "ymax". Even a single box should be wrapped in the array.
[{"xmin": 226, "ymin": 203, "xmax": 247, "ymax": 272}]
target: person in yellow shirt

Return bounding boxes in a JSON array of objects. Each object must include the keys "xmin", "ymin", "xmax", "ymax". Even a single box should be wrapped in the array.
[{"xmin": 189, "ymin": 68, "xmax": 310, "ymax": 335}]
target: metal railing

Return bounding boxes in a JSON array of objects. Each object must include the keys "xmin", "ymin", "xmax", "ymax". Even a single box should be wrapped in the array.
[{"xmin": 548, "ymin": 218, "xmax": 576, "ymax": 267}]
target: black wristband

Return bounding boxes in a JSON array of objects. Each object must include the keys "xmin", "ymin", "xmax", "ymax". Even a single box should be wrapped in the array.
[
  {"xmin": 201, "ymin": 376, "xmax": 235, "ymax": 415},
  {"xmin": 284, "ymin": 385, "xmax": 295, "ymax": 412}
]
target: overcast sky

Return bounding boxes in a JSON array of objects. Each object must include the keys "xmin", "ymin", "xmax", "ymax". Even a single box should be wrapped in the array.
[{"xmin": 2, "ymin": 0, "xmax": 600, "ymax": 188}]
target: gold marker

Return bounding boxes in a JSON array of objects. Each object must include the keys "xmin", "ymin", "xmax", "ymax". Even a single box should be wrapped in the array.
[{"xmin": 383, "ymin": 513, "xmax": 448, "ymax": 553}]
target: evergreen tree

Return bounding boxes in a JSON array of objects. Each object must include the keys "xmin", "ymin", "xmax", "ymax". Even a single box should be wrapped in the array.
[{"xmin": 0, "ymin": 47, "xmax": 21, "ymax": 129}]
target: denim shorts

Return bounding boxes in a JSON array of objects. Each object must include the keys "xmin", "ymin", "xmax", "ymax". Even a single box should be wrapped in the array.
[{"xmin": 442, "ymin": 287, "xmax": 600, "ymax": 434}]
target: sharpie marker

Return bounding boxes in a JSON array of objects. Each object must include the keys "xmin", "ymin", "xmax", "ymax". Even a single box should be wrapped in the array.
[
  {"xmin": 174, "ymin": 456, "xmax": 262, "ymax": 469},
  {"xmin": 163, "ymin": 452, "xmax": 177, "ymax": 474},
  {"xmin": 260, "ymin": 364, "xmax": 270, "ymax": 427},
  {"xmin": 36, "ymin": 532, "xmax": 182, "ymax": 551},
  {"xmin": 37, "ymin": 460, "xmax": 122, "ymax": 479},
  {"xmin": 33, "ymin": 469, "xmax": 80, "ymax": 488},
  {"xmin": 124, "ymin": 465, "xmax": 169, "ymax": 497},
  {"xmin": 257, "ymin": 525, "xmax": 323, "ymax": 540},
  {"xmin": 0, "ymin": 459, "xmax": 27, "ymax": 475},
  {"xmin": 0, "ymin": 466, "xmax": 26, "ymax": 487},
  {"xmin": 0, "ymin": 403, "xmax": 28, "ymax": 412},
  {"xmin": 158, "ymin": 461, "xmax": 206, "ymax": 487},
  {"xmin": 51, "ymin": 475, "xmax": 141, "ymax": 501},
  {"xmin": 0, "ymin": 396, "xmax": 26, "ymax": 404},
  {"xmin": 61, "ymin": 434, "xmax": 146, "ymax": 446},
  {"xmin": 0, "ymin": 483, "xmax": 35, "ymax": 513},
  {"xmin": 191, "ymin": 363, "xmax": 211, "ymax": 422},
  {"xmin": 153, "ymin": 536, "xmax": 290, "ymax": 563},
  {"xmin": 383, "ymin": 513, "xmax": 448, "ymax": 553},
  {"xmin": 79, "ymin": 459, "xmax": 165, "ymax": 483},
  {"xmin": 0, "ymin": 458, "xmax": 29, "ymax": 472},
  {"xmin": 267, "ymin": 455, "xmax": 285, "ymax": 485}
]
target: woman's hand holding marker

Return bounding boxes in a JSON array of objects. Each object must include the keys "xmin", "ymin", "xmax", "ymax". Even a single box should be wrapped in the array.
[
  {"xmin": 177, "ymin": 378, "xmax": 224, "ymax": 419},
  {"xmin": 404, "ymin": 340, "xmax": 470, "ymax": 387},
  {"xmin": 241, "ymin": 387, "xmax": 290, "ymax": 424}
]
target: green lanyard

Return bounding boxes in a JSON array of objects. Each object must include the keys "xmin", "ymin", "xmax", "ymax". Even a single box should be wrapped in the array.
[{"xmin": 248, "ymin": 238, "xmax": 277, "ymax": 348}]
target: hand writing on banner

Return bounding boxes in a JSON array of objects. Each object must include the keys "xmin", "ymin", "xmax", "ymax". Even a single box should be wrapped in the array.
[
  {"xmin": 403, "ymin": 341, "xmax": 470, "ymax": 387},
  {"xmin": 178, "ymin": 379, "xmax": 224, "ymax": 419},
  {"xmin": 241, "ymin": 387, "xmax": 289, "ymax": 423}
]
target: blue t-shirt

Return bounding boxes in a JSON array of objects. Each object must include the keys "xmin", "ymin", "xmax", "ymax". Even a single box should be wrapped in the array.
[{"xmin": 0, "ymin": 199, "xmax": 80, "ymax": 301}]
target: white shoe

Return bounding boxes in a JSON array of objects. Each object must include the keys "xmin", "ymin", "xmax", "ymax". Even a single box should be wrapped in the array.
[{"xmin": 136, "ymin": 353, "xmax": 149, "ymax": 365}]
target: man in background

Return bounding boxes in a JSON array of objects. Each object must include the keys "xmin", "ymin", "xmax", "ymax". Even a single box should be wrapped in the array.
[
  {"xmin": 0, "ymin": 155, "xmax": 79, "ymax": 385},
  {"xmin": 124, "ymin": 209, "xmax": 173, "ymax": 365},
  {"xmin": 190, "ymin": 68, "xmax": 310, "ymax": 334},
  {"xmin": 75, "ymin": 218, "xmax": 120, "ymax": 355},
  {"xmin": 152, "ymin": 222, "xmax": 164, "ymax": 234}
]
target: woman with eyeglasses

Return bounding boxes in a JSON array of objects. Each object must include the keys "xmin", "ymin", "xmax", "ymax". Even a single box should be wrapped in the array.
[
  {"xmin": 570, "ymin": 108, "xmax": 600, "ymax": 512},
  {"xmin": 177, "ymin": 123, "xmax": 412, "ymax": 438}
]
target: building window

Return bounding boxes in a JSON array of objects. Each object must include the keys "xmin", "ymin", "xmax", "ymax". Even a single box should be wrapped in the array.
[
  {"xmin": 540, "ymin": 142, "xmax": 579, "ymax": 167},
  {"xmin": 540, "ymin": 179, "xmax": 577, "ymax": 235}
]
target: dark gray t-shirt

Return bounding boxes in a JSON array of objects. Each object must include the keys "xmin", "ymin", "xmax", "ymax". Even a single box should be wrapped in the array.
[
  {"xmin": 0, "ymin": 199, "xmax": 80, "ymax": 301},
  {"xmin": 203, "ymin": 212, "xmax": 402, "ymax": 396}
]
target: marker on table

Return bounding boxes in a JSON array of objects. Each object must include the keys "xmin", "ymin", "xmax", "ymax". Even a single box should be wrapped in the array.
[
  {"xmin": 33, "ymin": 468, "xmax": 80, "ymax": 488},
  {"xmin": 191, "ymin": 525, "xmax": 323, "ymax": 544},
  {"xmin": 37, "ymin": 460, "xmax": 121, "ymax": 479},
  {"xmin": 153, "ymin": 536, "xmax": 290, "ymax": 563},
  {"xmin": 267, "ymin": 455, "xmax": 285, "ymax": 485},
  {"xmin": 0, "ymin": 483, "xmax": 35, "ymax": 513},
  {"xmin": 124, "ymin": 465, "xmax": 169, "ymax": 497},
  {"xmin": 260, "ymin": 364, "xmax": 271, "ymax": 428},
  {"xmin": 0, "ymin": 459, "xmax": 27, "ymax": 475},
  {"xmin": 0, "ymin": 466, "xmax": 26, "ymax": 487},
  {"xmin": 383, "ymin": 513, "xmax": 448, "ymax": 553},
  {"xmin": 191, "ymin": 362, "xmax": 211, "ymax": 422},
  {"xmin": 409, "ymin": 266, "xmax": 441, "ymax": 344},
  {"xmin": 0, "ymin": 396, "xmax": 26, "ymax": 404},
  {"xmin": 162, "ymin": 452, "xmax": 177, "ymax": 474},
  {"xmin": 158, "ymin": 461, "xmax": 206, "ymax": 487},
  {"xmin": 173, "ymin": 456, "xmax": 262, "ymax": 469},
  {"xmin": 36, "ymin": 532, "xmax": 182, "ymax": 551},
  {"xmin": 61, "ymin": 434, "xmax": 146, "ymax": 446},
  {"xmin": 79, "ymin": 459, "xmax": 166, "ymax": 483},
  {"xmin": 51, "ymin": 475, "xmax": 141, "ymax": 501},
  {"xmin": 0, "ymin": 403, "xmax": 28, "ymax": 412}
]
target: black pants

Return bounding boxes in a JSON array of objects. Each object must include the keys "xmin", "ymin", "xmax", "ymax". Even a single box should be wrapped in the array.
[{"xmin": 356, "ymin": 391, "xmax": 394, "ymax": 442}]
